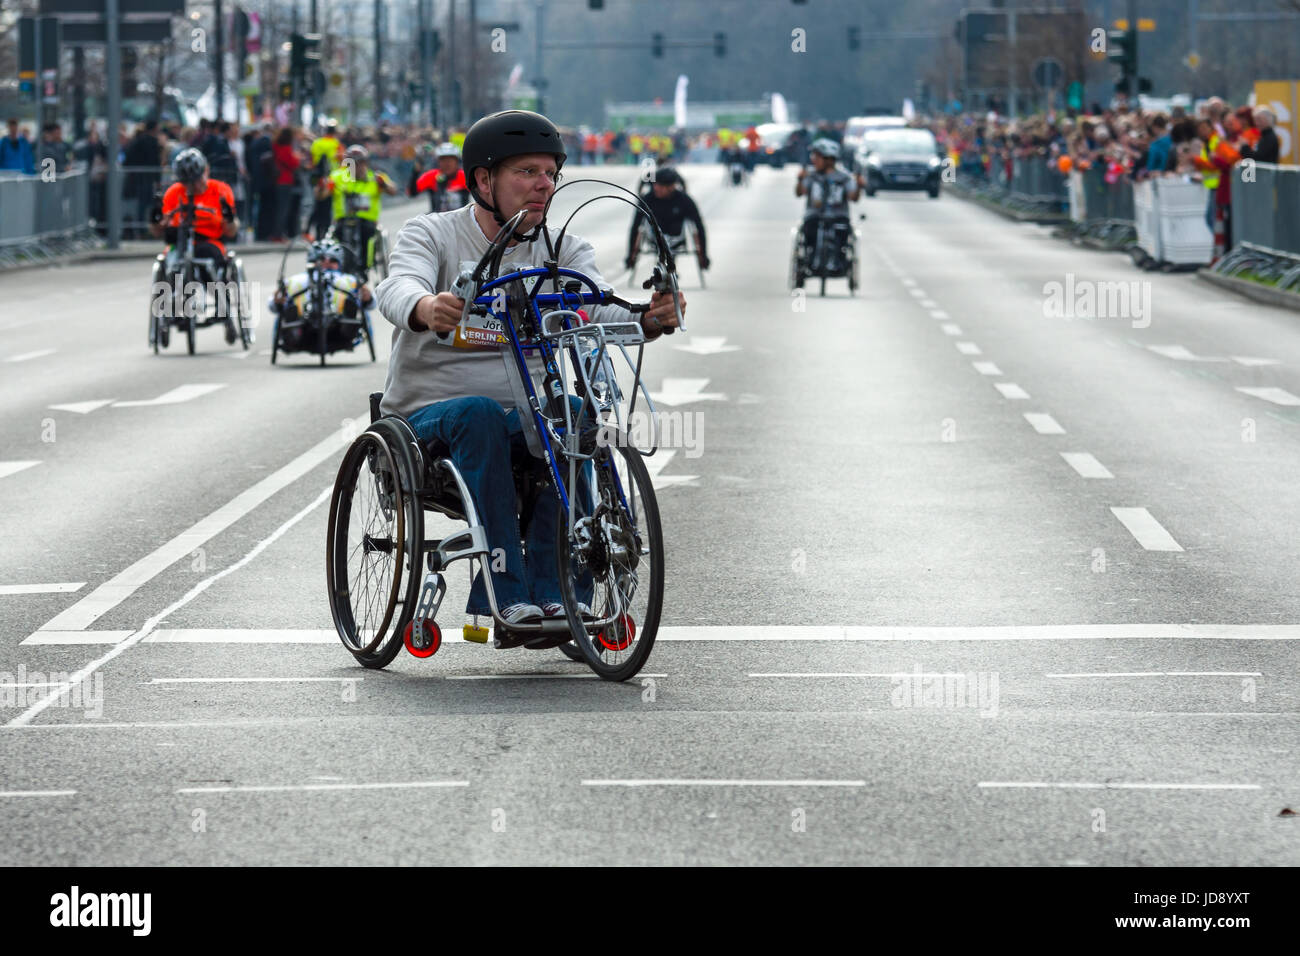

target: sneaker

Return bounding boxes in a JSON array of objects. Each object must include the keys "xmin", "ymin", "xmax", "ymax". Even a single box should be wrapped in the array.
[
  {"xmin": 500, "ymin": 602, "xmax": 544, "ymax": 627},
  {"xmin": 541, "ymin": 602, "xmax": 593, "ymax": 619}
]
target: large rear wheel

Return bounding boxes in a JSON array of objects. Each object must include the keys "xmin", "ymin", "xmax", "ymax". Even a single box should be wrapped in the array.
[{"xmin": 326, "ymin": 430, "xmax": 421, "ymax": 668}]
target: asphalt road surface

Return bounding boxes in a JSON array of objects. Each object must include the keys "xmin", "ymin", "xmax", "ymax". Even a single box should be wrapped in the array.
[{"xmin": 1, "ymin": 165, "xmax": 1296, "ymax": 865}]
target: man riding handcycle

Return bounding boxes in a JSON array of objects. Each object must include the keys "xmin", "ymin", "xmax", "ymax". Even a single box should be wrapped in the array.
[
  {"xmin": 791, "ymin": 138, "xmax": 864, "ymax": 295},
  {"xmin": 320, "ymin": 144, "xmax": 397, "ymax": 281},
  {"xmin": 267, "ymin": 238, "xmax": 377, "ymax": 366},
  {"xmin": 625, "ymin": 165, "xmax": 709, "ymax": 288},
  {"xmin": 327, "ymin": 109, "xmax": 688, "ymax": 681},
  {"xmin": 148, "ymin": 147, "xmax": 251, "ymax": 353}
]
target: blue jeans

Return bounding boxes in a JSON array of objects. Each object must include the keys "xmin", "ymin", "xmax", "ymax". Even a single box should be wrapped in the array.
[{"xmin": 407, "ymin": 395, "xmax": 595, "ymax": 616}]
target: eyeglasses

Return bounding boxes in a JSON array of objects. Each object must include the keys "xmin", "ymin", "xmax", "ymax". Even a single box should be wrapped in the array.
[{"xmin": 503, "ymin": 164, "xmax": 561, "ymax": 186}]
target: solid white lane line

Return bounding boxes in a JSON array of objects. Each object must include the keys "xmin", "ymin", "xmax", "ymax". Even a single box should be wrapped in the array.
[
  {"xmin": 31, "ymin": 420, "xmax": 362, "ymax": 636},
  {"xmin": 748, "ymin": 672, "xmax": 966, "ymax": 678},
  {"xmin": 0, "ymin": 461, "xmax": 40, "ymax": 480},
  {"xmin": 0, "ymin": 583, "xmax": 85, "ymax": 595},
  {"xmin": 582, "ymin": 779, "xmax": 866, "ymax": 787},
  {"xmin": 1060, "ymin": 452, "xmax": 1114, "ymax": 479},
  {"xmin": 112, "ymin": 383, "xmax": 227, "ymax": 407},
  {"xmin": 143, "ymin": 629, "xmax": 337, "ymax": 644},
  {"xmin": 0, "ymin": 790, "xmax": 76, "ymax": 798},
  {"xmin": 148, "ymin": 677, "xmax": 363, "ymax": 684},
  {"xmin": 9, "ymin": 487, "xmax": 334, "ymax": 728},
  {"xmin": 1046, "ymin": 671, "xmax": 1262, "ymax": 678},
  {"xmin": 1023, "ymin": 413, "xmax": 1065, "ymax": 434},
  {"xmin": 972, "ymin": 361, "xmax": 1002, "ymax": 376},
  {"xmin": 1236, "ymin": 386, "xmax": 1300, "ymax": 406},
  {"xmin": 978, "ymin": 782, "xmax": 1259, "ymax": 791},
  {"xmin": 176, "ymin": 781, "xmax": 469, "ymax": 794},
  {"xmin": 940, "ymin": 323, "xmax": 962, "ymax": 335},
  {"xmin": 1110, "ymin": 507, "xmax": 1184, "ymax": 552},
  {"xmin": 20, "ymin": 631, "xmax": 134, "ymax": 645},
  {"xmin": 929, "ymin": 310, "xmax": 949, "ymax": 319},
  {"xmin": 995, "ymin": 383, "xmax": 1029, "ymax": 399},
  {"xmin": 6, "ymin": 348, "xmax": 57, "ymax": 362},
  {"xmin": 48, "ymin": 400, "xmax": 115, "ymax": 414},
  {"xmin": 956, "ymin": 341, "xmax": 982, "ymax": 355},
  {"xmin": 22, "ymin": 625, "xmax": 1300, "ymax": 646}
]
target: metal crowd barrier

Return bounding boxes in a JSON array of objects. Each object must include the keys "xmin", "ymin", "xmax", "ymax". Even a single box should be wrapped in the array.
[
  {"xmin": 1212, "ymin": 163, "xmax": 1300, "ymax": 285},
  {"xmin": 1066, "ymin": 166, "xmax": 1136, "ymax": 247},
  {"xmin": 0, "ymin": 168, "xmax": 100, "ymax": 266}
]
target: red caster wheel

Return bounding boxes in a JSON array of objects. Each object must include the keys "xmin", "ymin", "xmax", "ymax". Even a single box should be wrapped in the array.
[
  {"xmin": 597, "ymin": 614, "xmax": 635, "ymax": 652},
  {"xmin": 404, "ymin": 619, "xmax": 441, "ymax": 658}
]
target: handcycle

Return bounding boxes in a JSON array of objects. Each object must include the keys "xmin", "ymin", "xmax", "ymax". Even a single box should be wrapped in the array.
[
  {"xmin": 788, "ymin": 212, "xmax": 862, "ymax": 297},
  {"xmin": 148, "ymin": 196, "xmax": 251, "ymax": 355},
  {"xmin": 269, "ymin": 238, "xmax": 377, "ymax": 366},
  {"xmin": 326, "ymin": 190, "xmax": 686, "ymax": 681},
  {"xmin": 628, "ymin": 220, "xmax": 706, "ymax": 289},
  {"xmin": 326, "ymin": 194, "xmax": 390, "ymax": 283}
]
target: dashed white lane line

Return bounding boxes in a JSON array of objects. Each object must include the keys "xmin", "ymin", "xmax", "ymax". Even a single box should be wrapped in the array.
[
  {"xmin": 148, "ymin": 677, "xmax": 363, "ymax": 684},
  {"xmin": 956, "ymin": 341, "xmax": 982, "ymax": 355},
  {"xmin": 1110, "ymin": 507, "xmax": 1184, "ymax": 552},
  {"xmin": 978, "ymin": 782, "xmax": 1259, "ymax": 791},
  {"xmin": 940, "ymin": 323, "xmax": 962, "ymax": 335},
  {"xmin": 1023, "ymin": 413, "xmax": 1065, "ymax": 434},
  {"xmin": 900, "ymin": 278, "xmax": 917, "ymax": 287},
  {"xmin": 0, "ymin": 461, "xmax": 40, "ymax": 480},
  {"xmin": 995, "ymin": 383, "xmax": 1029, "ymax": 400},
  {"xmin": 0, "ymin": 790, "xmax": 76, "ymax": 798},
  {"xmin": 582, "ymin": 779, "xmax": 866, "ymax": 788},
  {"xmin": 1046, "ymin": 671, "xmax": 1262, "ymax": 678},
  {"xmin": 908, "ymin": 288, "xmax": 926, "ymax": 299},
  {"xmin": 1232, "ymin": 356, "xmax": 1281, "ymax": 367},
  {"xmin": 929, "ymin": 310, "xmax": 950, "ymax": 319},
  {"xmin": 972, "ymin": 361, "xmax": 1002, "ymax": 376},
  {"xmin": 0, "ymin": 583, "xmax": 85, "ymax": 595},
  {"xmin": 1147, "ymin": 345, "xmax": 1228, "ymax": 362},
  {"xmin": 48, "ymin": 400, "xmax": 115, "ymax": 414},
  {"xmin": 1060, "ymin": 452, "xmax": 1114, "ymax": 479},
  {"xmin": 1236, "ymin": 386, "xmax": 1300, "ymax": 406},
  {"xmin": 919, "ymin": 299, "xmax": 937, "ymax": 308},
  {"xmin": 112, "ymin": 383, "xmax": 227, "ymax": 408},
  {"xmin": 176, "ymin": 781, "xmax": 469, "ymax": 794},
  {"xmin": 448, "ymin": 673, "xmax": 668, "ymax": 681},
  {"xmin": 6, "ymin": 348, "xmax": 57, "ymax": 363}
]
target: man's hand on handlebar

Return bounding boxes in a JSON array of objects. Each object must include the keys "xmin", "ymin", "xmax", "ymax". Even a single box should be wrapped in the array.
[
  {"xmin": 641, "ymin": 290, "xmax": 685, "ymax": 340},
  {"xmin": 411, "ymin": 292, "xmax": 465, "ymax": 334}
]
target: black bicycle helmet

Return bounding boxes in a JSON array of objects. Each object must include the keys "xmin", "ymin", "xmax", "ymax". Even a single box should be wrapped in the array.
[
  {"xmin": 174, "ymin": 147, "xmax": 208, "ymax": 185},
  {"xmin": 653, "ymin": 166, "xmax": 681, "ymax": 185},
  {"xmin": 461, "ymin": 110, "xmax": 567, "ymax": 233}
]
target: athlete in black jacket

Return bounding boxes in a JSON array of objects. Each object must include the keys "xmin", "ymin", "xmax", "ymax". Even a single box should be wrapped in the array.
[{"xmin": 626, "ymin": 166, "xmax": 709, "ymax": 270}]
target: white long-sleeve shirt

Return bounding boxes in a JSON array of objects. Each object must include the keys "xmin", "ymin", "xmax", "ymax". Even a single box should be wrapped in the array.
[{"xmin": 374, "ymin": 203, "xmax": 630, "ymax": 418}]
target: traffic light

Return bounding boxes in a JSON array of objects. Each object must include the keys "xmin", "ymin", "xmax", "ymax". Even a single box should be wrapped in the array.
[
  {"xmin": 713, "ymin": 32, "xmax": 725, "ymax": 57},
  {"xmin": 1107, "ymin": 28, "xmax": 1136, "ymax": 94},
  {"xmin": 291, "ymin": 33, "xmax": 321, "ymax": 76},
  {"xmin": 651, "ymin": 33, "xmax": 663, "ymax": 58},
  {"xmin": 280, "ymin": 81, "xmax": 293, "ymax": 101},
  {"xmin": 588, "ymin": 0, "xmax": 604, "ymax": 8},
  {"xmin": 848, "ymin": 26, "xmax": 860, "ymax": 51}
]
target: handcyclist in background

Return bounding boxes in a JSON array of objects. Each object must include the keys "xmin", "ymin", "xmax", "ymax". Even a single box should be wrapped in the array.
[
  {"xmin": 793, "ymin": 139, "xmax": 863, "ymax": 275},
  {"xmin": 625, "ymin": 166, "xmax": 709, "ymax": 273},
  {"xmin": 412, "ymin": 142, "xmax": 471, "ymax": 213}
]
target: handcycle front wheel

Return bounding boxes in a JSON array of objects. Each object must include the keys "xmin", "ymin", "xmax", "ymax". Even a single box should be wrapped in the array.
[
  {"xmin": 326, "ymin": 429, "xmax": 422, "ymax": 669},
  {"xmin": 555, "ymin": 439, "xmax": 665, "ymax": 682}
]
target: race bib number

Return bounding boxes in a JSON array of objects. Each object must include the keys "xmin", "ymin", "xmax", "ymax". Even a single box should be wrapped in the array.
[{"xmin": 351, "ymin": 193, "xmax": 371, "ymax": 210}]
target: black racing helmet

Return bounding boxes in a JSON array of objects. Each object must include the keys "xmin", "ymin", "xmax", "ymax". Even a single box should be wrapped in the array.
[
  {"xmin": 174, "ymin": 147, "xmax": 208, "ymax": 185},
  {"xmin": 653, "ymin": 166, "xmax": 681, "ymax": 185},
  {"xmin": 461, "ymin": 109, "xmax": 567, "ymax": 210}
]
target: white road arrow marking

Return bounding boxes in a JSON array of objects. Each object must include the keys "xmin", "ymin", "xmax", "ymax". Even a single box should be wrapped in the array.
[
  {"xmin": 642, "ymin": 449, "xmax": 698, "ymax": 490},
  {"xmin": 649, "ymin": 378, "xmax": 726, "ymax": 406},
  {"xmin": 6, "ymin": 349, "xmax": 56, "ymax": 363},
  {"xmin": 0, "ymin": 461, "xmax": 40, "ymax": 480},
  {"xmin": 673, "ymin": 336, "xmax": 740, "ymax": 355},
  {"xmin": 1147, "ymin": 345, "xmax": 1229, "ymax": 362},
  {"xmin": 1236, "ymin": 386, "xmax": 1300, "ymax": 406},
  {"xmin": 48, "ymin": 400, "xmax": 115, "ymax": 415},
  {"xmin": 113, "ymin": 384, "xmax": 227, "ymax": 407}
]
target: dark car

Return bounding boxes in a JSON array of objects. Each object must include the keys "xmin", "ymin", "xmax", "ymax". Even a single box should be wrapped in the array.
[
  {"xmin": 754, "ymin": 123, "xmax": 807, "ymax": 168},
  {"xmin": 856, "ymin": 128, "xmax": 944, "ymax": 198}
]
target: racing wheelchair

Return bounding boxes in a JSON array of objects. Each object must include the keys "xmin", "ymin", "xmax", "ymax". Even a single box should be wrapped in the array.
[
  {"xmin": 327, "ymin": 199, "xmax": 685, "ymax": 681},
  {"xmin": 148, "ymin": 195, "xmax": 251, "ymax": 354},
  {"xmin": 269, "ymin": 239, "xmax": 377, "ymax": 366},
  {"xmin": 788, "ymin": 212, "xmax": 863, "ymax": 296},
  {"xmin": 326, "ymin": 193, "xmax": 390, "ymax": 283},
  {"xmin": 629, "ymin": 219, "xmax": 706, "ymax": 290}
]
